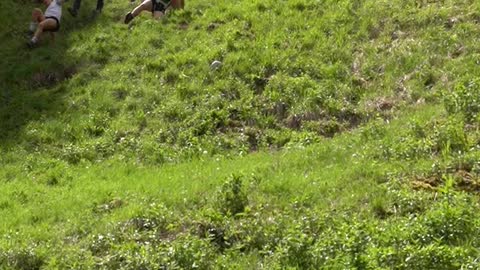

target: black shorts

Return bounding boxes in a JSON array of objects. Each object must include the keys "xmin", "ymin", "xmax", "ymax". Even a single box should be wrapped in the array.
[
  {"xmin": 152, "ymin": 0, "xmax": 170, "ymax": 13},
  {"xmin": 44, "ymin": 16, "xmax": 60, "ymax": 32}
]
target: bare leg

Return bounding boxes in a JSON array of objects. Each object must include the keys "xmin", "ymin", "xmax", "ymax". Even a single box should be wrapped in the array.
[
  {"xmin": 32, "ymin": 8, "xmax": 45, "ymax": 23},
  {"xmin": 68, "ymin": 0, "xmax": 81, "ymax": 17},
  {"xmin": 33, "ymin": 18, "xmax": 58, "ymax": 41},
  {"xmin": 125, "ymin": 0, "xmax": 152, "ymax": 23},
  {"xmin": 132, "ymin": 0, "xmax": 153, "ymax": 17},
  {"xmin": 96, "ymin": 0, "xmax": 104, "ymax": 11},
  {"xmin": 29, "ymin": 8, "xmax": 44, "ymax": 33}
]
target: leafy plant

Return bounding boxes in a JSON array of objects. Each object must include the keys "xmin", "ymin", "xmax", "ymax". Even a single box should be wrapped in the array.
[{"xmin": 218, "ymin": 174, "xmax": 248, "ymax": 216}]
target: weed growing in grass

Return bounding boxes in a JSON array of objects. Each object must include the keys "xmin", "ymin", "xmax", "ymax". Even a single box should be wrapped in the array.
[
  {"xmin": 444, "ymin": 77, "xmax": 480, "ymax": 123},
  {"xmin": 217, "ymin": 174, "xmax": 248, "ymax": 216},
  {"xmin": 0, "ymin": 247, "xmax": 44, "ymax": 270}
]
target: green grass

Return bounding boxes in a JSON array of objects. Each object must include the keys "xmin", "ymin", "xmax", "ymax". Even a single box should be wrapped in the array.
[{"xmin": 1, "ymin": 0, "xmax": 480, "ymax": 268}]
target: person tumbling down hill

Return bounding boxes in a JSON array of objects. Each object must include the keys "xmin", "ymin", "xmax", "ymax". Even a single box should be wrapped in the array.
[
  {"xmin": 124, "ymin": 0, "xmax": 185, "ymax": 24},
  {"xmin": 28, "ymin": 0, "xmax": 64, "ymax": 48}
]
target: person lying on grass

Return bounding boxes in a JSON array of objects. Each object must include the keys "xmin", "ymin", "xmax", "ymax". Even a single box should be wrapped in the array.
[
  {"xmin": 124, "ymin": 0, "xmax": 184, "ymax": 24},
  {"xmin": 28, "ymin": 0, "xmax": 64, "ymax": 48}
]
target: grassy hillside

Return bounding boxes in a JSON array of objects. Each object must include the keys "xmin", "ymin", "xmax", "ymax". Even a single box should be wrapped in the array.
[{"xmin": 1, "ymin": 0, "xmax": 480, "ymax": 268}]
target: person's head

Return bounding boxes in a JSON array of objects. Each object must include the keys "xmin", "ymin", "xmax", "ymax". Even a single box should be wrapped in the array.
[{"xmin": 43, "ymin": 0, "xmax": 52, "ymax": 6}]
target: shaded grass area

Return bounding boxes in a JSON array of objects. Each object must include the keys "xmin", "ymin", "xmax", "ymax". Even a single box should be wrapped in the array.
[{"xmin": 0, "ymin": 0, "xmax": 122, "ymax": 144}]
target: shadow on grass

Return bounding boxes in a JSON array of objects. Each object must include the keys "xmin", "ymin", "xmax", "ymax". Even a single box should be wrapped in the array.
[{"xmin": 0, "ymin": 1, "xmax": 120, "ymax": 145}]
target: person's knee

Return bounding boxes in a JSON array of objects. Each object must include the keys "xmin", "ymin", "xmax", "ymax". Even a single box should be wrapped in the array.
[
  {"xmin": 140, "ymin": 2, "xmax": 150, "ymax": 10},
  {"xmin": 38, "ymin": 21, "xmax": 46, "ymax": 30},
  {"xmin": 32, "ymin": 8, "xmax": 42, "ymax": 17}
]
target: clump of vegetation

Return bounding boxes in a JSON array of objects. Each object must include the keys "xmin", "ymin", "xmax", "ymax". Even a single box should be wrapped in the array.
[
  {"xmin": 444, "ymin": 77, "xmax": 480, "ymax": 123},
  {"xmin": 218, "ymin": 174, "xmax": 248, "ymax": 216},
  {"xmin": 0, "ymin": 248, "xmax": 44, "ymax": 270}
]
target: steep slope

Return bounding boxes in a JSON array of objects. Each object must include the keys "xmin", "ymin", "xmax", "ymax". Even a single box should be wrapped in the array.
[{"xmin": 2, "ymin": 0, "xmax": 478, "ymax": 166}]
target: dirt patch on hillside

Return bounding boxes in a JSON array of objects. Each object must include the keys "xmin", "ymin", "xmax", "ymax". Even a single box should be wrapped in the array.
[
  {"xmin": 31, "ymin": 66, "xmax": 77, "ymax": 88},
  {"xmin": 411, "ymin": 170, "xmax": 480, "ymax": 193}
]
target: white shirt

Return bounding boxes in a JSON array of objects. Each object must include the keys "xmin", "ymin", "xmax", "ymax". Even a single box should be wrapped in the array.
[{"xmin": 45, "ymin": 0, "xmax": 63, "ymax": 21}]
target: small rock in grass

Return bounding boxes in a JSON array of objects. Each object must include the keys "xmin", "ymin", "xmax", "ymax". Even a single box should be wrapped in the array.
[{"xmin": 210, "ymin": 60, "xmax": 222, "ymax": 70}]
